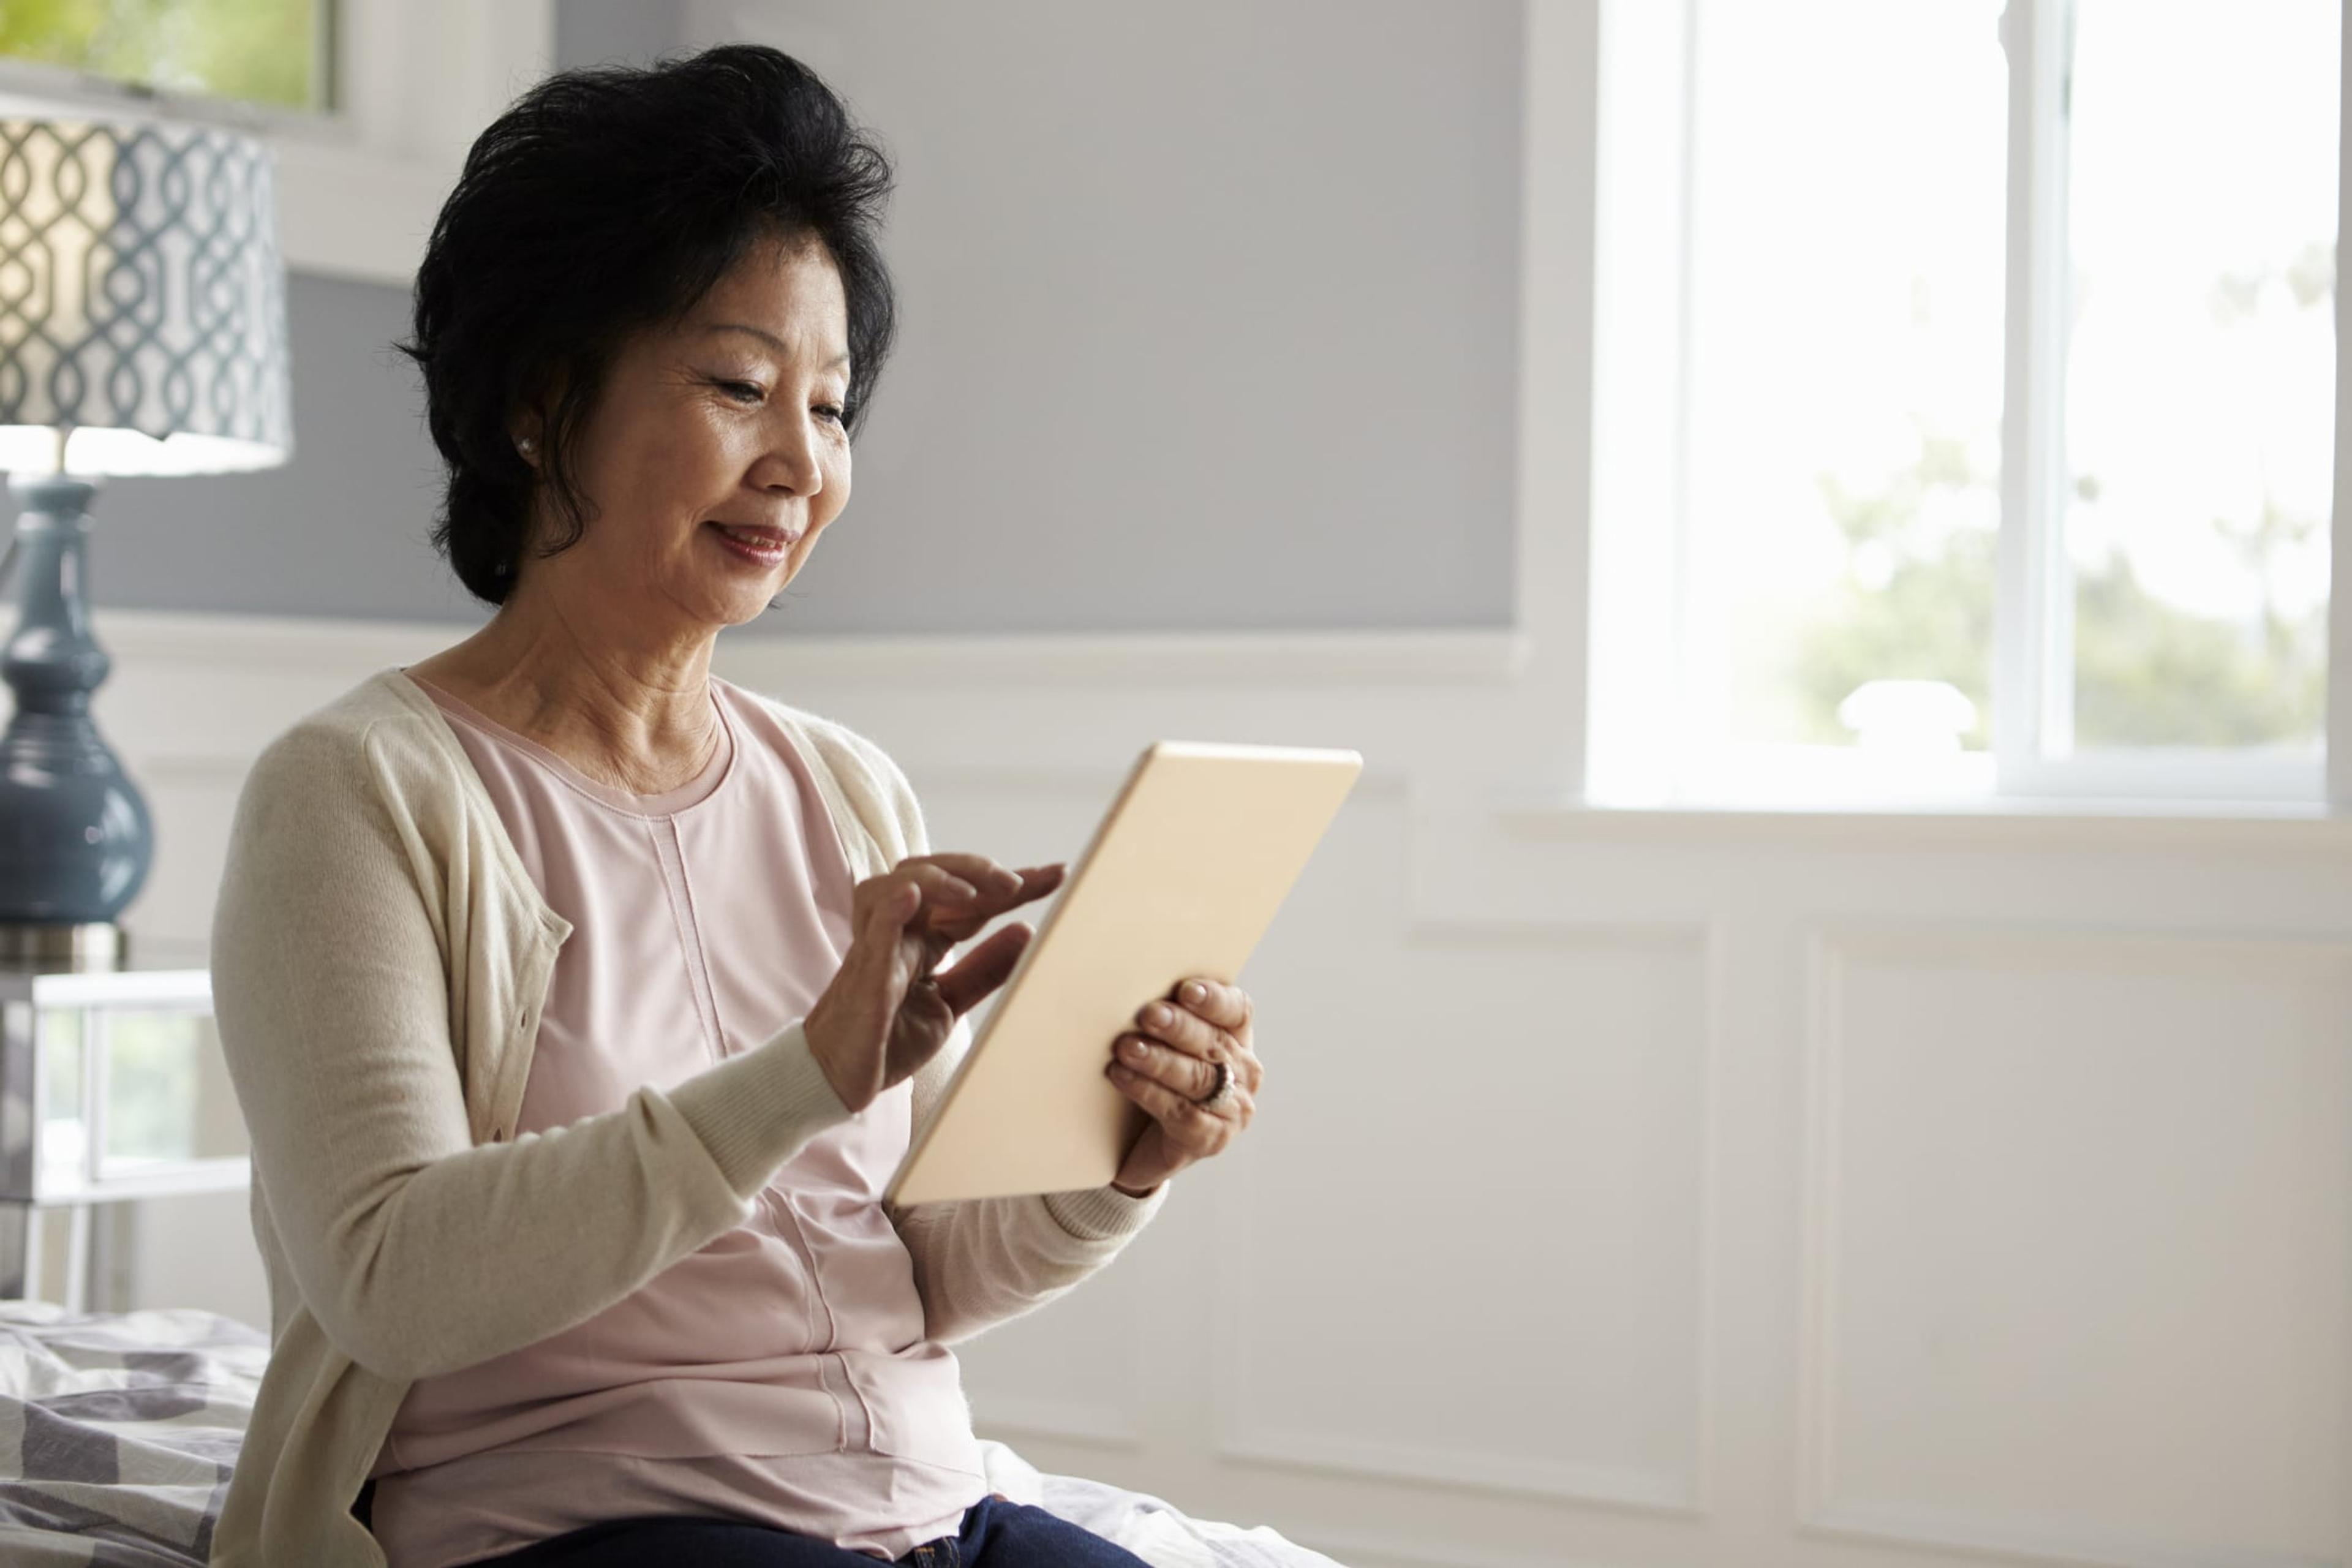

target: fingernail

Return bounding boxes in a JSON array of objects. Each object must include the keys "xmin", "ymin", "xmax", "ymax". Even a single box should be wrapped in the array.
[
  {"xmin": 1118, "ymin": 1036, "xmax": 1146, "ymax": 1061},
  {"xmin": 1181, "ymin": 981, "xmax": 1207, "ymax": 1005},
  {"xmin": 1142, "ymin": 1003, "xmax": 1170, "ymax": 1028},
  {"xmin": 989, "ymin": 868, "xmax": 1022, "ymax": 891}
]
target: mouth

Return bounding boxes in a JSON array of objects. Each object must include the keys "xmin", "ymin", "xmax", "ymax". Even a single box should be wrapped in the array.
[{"xmin": 705, "ymin": 520, "xmax": 801, "ymax": 565}]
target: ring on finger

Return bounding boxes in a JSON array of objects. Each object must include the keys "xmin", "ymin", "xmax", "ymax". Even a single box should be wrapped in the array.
[{"xmin": 1194, "ymin": 1057, "xmax": 1235, "ymax": 1110}]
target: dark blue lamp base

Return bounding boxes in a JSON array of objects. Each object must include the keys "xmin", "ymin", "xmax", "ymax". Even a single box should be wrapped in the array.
[{"xmin": 0, "ymin": 474, "xmax": 151, "ymax": 972}]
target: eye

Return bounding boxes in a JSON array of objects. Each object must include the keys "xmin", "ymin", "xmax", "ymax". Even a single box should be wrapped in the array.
[
  {"xmin": 814, "ymin": 403, "xmax": 846, "ymax": 425},
  {"xmin": 717, "ymin": 379, "xmax": 764, "ymax": 404}
]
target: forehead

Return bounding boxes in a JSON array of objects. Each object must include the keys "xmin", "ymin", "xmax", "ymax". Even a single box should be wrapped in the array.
[{"xmin": 685, "ymin": 235, "xmax": 849, "ymax": 352}]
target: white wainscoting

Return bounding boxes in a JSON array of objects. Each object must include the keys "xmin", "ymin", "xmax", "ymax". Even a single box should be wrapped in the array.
[
  {"xmin": 1800, "ymin": 929, "xmax": 2351, "ymax": 1568},
  {"xmin": 36, "ymin": 607, "xmax": 2352, "ymax": 1568}
]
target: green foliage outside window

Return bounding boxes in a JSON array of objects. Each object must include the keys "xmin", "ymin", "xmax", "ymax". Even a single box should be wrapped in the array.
[
  {"xmin": 0, "ymin": 0, "xmax": 323, "ymax": 111},
  {"xmin": 1794, "ymin": 432, "xmax": 1999, "ymax": 749},
  {"xmin": 1787, "ymin": 430, "xmax": 2327, "ymax": 752},
  {"xmin": 1787, "ymin": 241, "xmax": 2332, "ymax": 755},
  {"xmin": 2074, "ymin": 500, "xmax": 2325, "ymax": 747}
]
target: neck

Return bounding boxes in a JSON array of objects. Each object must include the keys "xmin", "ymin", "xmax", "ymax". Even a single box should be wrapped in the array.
[{"xmin": 418, "ymin": 595, "xmax": 724, "ymax": 790}]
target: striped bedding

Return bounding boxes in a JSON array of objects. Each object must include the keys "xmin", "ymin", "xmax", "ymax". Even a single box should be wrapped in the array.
[{"xmin": 0, "ymin": 1301, "xmax": 1344, "ymax": 1568}]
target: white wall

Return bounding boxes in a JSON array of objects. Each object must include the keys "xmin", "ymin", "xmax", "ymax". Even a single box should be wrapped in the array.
[
  {"xmin": 69, "ymin": 616, "xmax": 2352, "ymax": 1568},
  {"xmin": 22, "ymin": 2, "xmax": 2352, "ymax": 1566}
]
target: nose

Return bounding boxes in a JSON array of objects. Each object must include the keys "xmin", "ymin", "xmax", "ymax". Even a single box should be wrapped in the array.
[{"xmin": 755, "ymin": 414, "xmax": 824, "ymax": 499}]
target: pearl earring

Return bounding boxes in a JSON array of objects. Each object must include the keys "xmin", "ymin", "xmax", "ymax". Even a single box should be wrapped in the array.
[{"xmin": 518, "ymin": 435, "xmax": 538, "ymax": 457}]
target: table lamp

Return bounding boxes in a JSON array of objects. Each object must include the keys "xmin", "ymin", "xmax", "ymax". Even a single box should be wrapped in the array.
[{"xmin": 0, "ymin": 118, "xmax": 293, "ymax": 971}]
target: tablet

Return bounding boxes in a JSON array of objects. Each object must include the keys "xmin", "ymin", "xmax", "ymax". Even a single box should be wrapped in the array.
[{"xmin": 883, "ymin": 739, "xmax": 1363, "ymax": 1205}]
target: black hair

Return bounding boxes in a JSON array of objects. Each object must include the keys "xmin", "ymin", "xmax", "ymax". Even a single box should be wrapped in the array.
[{"xmin": 395, "ymin": 43, "xmax": 897, "ymax": 606}]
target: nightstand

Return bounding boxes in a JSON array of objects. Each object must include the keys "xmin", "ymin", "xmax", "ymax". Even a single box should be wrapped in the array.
[{"xmin": 0, "ymin": 937, "xmax": 248, "ymax": 1309}]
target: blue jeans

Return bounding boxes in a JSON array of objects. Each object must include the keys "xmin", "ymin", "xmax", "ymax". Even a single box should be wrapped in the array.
[{"xmin": 456, "ymin": 1494, "xmax": 1152, "ymax": 1566}]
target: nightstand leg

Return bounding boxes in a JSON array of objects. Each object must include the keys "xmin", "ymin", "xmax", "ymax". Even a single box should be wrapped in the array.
[
  {"xmin": 0, "ymin": 1202, "xmax": 30, "ymax": 1300},
  {"xmin": 62, "ymin": 1203, "xmax": 89, "ymax": 1314}
]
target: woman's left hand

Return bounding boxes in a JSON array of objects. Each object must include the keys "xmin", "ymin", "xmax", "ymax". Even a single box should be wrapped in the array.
[{"xmin": 1104, "ymin": 977, "xmax": 1261, "ymax": 1197}]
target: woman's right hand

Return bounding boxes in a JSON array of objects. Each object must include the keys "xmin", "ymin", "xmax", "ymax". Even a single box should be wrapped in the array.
[{"xmin": 803, "ymin": 853, "xmax": 1066, "ymax": 1113}]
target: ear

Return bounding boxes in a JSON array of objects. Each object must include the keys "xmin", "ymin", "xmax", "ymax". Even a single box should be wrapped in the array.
[{"xmin": 508, "ymin": 368, "xmax": 565, "ymax": 467}]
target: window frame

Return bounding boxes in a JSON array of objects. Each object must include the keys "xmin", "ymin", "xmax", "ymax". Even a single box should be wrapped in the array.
[
  {"xmin": 1585, "ymin": 0, "xmax": 2345, "ymax": 810},
  {"xmin": 0, "ymin": 2, "xmax": 338, "ymax": 127},
  {"xmin": 0, "ymin": 0, "xmax": 554, "ymax": 287}
]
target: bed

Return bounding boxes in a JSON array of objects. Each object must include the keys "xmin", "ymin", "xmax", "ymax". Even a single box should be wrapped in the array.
[{"xmin": 0, "ymin": 1300, "xmax": 1346, "ymax": 1568}]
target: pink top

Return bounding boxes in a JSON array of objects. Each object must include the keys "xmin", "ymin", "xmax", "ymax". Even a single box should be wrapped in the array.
[{"xmin": 365, "ymin": 671, "xmax": 989, "ymax": 1566}]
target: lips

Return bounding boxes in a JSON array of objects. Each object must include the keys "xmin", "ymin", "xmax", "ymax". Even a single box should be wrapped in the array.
[{"xmin": 707, "ymin": 521, "xmax": 801, "ymax": 549}]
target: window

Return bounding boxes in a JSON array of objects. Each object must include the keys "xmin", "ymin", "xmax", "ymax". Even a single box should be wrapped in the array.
[
  {"xmin": 0, "ymin": 2, "xmax": 556, "ymax": 287},
  {"xmin": 0, "ymin": 0, "xmax": 333, "ymax": 121},
  {"xmin": 1586, "ymin": 0, "xmax": 2342, "ymax": 805}
]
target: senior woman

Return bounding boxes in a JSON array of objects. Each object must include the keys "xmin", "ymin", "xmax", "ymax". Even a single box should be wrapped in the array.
[{"xmin": 206, "ymin": 43, "xmax": 1264, "ymax": 1568}]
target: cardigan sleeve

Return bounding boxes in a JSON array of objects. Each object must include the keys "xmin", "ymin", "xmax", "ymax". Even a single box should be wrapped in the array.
[
  {"xmin": 829, "ymin": 725, "xmax": 1169, "ymax": 1344},
  {"xmin": 209, "ymin": 718, "xmax": 855, "ymax": 1383}
]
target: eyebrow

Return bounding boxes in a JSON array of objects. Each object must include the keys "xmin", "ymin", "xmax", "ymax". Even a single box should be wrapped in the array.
[{"xmin": 701, "ymin": 322, "xmax": 850, "ymax": 369}]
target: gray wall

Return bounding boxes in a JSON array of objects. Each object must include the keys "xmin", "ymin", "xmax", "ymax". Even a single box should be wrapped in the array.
[
  {"xmin": 80, "ymin": 271, "xmax": 477, "ymax": 625},
  {"xmin": 556, "ymin": 0, "xmax": 687, "ymax": 72},
  {"xmin": 64, "ymin": 0, "xmax": 1523, "ymax": 634}
]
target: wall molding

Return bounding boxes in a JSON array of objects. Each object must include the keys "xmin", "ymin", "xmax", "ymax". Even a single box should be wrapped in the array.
[
  {"xmin": 1496, "ymin": 796, "xmax": 2352, "ymax": 856},
  {"xmin": 1798, "ymin": 1499, "xmax": 2337, "ymax": 1568},
  {"xmin": 53, "ymin": 606, "xmax": 1525, "ymax": 689},
  {"xmin": 1798, "ymin": 922, "xmax": 2352, "ymax": 1568},
  {"xmin": 1211, "ymin": 1428, "xmax": 1697, "ymax": 1517},
  {"xmin": 1210, "ymin": 916, "xmax": 1718, "ymax": 1520},
  {"xmin": 969, "ymin": 1398, "xmax": 1142, "ymax": 1455},
  {"xmin": 56, "ymin": 608, "xmax": 2340, "ymax": 862},
  {"xmin": 1289, "ymin": 1524, "xmax": 1642, "ymax": 1568}
]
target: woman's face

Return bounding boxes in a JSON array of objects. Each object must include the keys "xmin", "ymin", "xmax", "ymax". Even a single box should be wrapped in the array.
[{"xmin": 515, "ymin": 231, "xmax": 854, "ymax": 635}]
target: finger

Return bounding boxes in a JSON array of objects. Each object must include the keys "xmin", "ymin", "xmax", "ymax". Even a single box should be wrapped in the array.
[
  {"xmin": 939, "ymin": 863, "xmax": 1068, "ymax": 930},
  {"xmin": 857, "ymin": 866, "xmax": 979, "ymax": 930},
  {"xmin": 933, "ymin": 922, "xmax": 1033, "ymax": 1014},
  {"xmin": 1169, "ymin": 976, "xmax": 1251, "ymax": 1033},
  {"xmin": 1196, "ymin": 1084, "xmax": 1254, "ymax": 1129},
  {"xmin": 959, "ymin": 861, "xmax": 1067, "ymax": 918},
  {"xmin": 877, "ymin": 874, "xmax": 990, "ymax": 951},
  {"xmin": 894, "ymin": 861, "xmax": 985, "ymax": 905},
  {"xmin": 903, "ymin": 852, "xmax": 1025, "ymax": 893},
  {"xmin": 1104, "ymin": 1061, "xmax": 1231, "ymax": 1151},
  {"xmin": 861, "ymin": 878, "xmax": 922, "ymax": 937},
  {"xmin": 861, "ymin": 875, "xmax": 971, "ymax": 976},
  {"xmin": 908, "ymin": 880, "xmax": 1050, "ymax": 947},
  {"xmin": 1003, "ymin": 862, "xmax": 1068, "ymax": 904},
  {"xmin": 1132, "ymin": 998, "xmax": 1234, "ymax": 1065},
  {"xmin": 832, "ymin": 881, "xmax": 922, "ymax": 1054},
  {"xmin": 902, "ymin": 854, "xmax": 1068, "ymax": 908},
  {"xmin": 898, "ymin": 859, "xmax": 1067, "ymax": 929},
  {"xmin": 1233, "ymin": 1044, "xmax": 1265, "ymax": 1095},
  {"xmin": 1111, "ymin": 1031, "xmax": 1220, "ymax": 1101}
]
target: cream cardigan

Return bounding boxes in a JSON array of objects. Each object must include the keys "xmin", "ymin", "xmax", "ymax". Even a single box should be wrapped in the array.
[{"xmin": 206, "ymin": 666, "xmax": 1165, "ymax": 1568}]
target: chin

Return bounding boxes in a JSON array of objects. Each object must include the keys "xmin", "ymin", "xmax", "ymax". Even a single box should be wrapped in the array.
[{"xmin": 722, "ymin": 576, "xmax": 794, "ymax": 620}]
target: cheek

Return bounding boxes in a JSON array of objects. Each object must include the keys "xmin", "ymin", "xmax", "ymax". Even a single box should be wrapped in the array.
[
  {"xmin": 610, "ymin": 435, "xmax": 718, "ymax": 535},
  {"xmin": 815, "ymin": 447, "xmax": 853, "ymax": 526}
]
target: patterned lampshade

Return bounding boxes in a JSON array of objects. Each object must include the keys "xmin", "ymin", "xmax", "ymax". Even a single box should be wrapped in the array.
[{"xmin": 0, "ymin": 118, "xmax": 292, "ymax": 476}]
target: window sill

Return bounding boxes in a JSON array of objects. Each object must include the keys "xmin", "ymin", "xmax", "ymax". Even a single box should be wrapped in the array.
[{"xmin": 1495, "ymin": 791, "xmax": 2352, "ymax": 854}]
